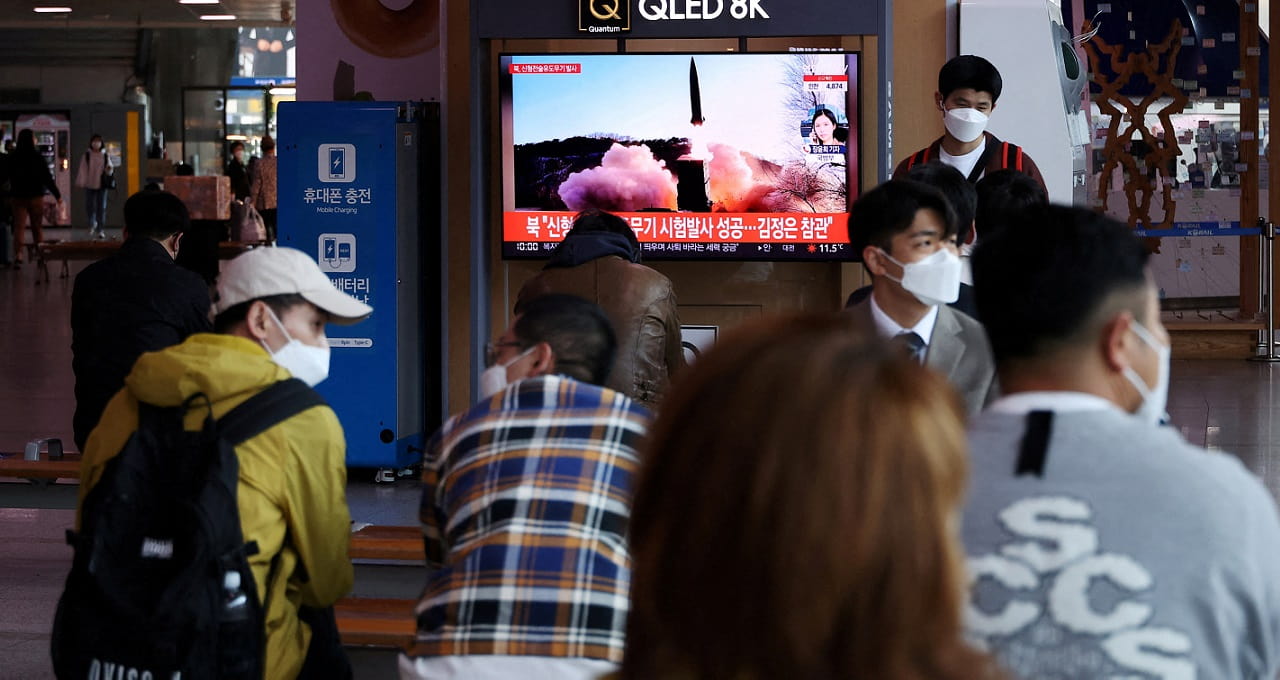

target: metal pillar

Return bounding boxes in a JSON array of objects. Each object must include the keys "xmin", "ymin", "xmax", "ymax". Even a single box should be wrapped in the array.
[{"xmin": 1250, "ymin": 218, "xmax": 1280, "ymax": 362}]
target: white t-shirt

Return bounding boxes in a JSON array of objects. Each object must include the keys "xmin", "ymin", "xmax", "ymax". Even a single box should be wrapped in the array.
[{"xmin": 939, "ymin": 137, "xmax": 987, "ymax": 181}]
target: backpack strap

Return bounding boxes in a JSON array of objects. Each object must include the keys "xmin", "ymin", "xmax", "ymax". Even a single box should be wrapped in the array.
[
  {"xmin": 905, "ymin": 147, "xmax": 931, "ymax": 172},
  {"xmin": 218, "ymin": 378, "xmax": 328, "ymax": 447},
  {"xmin": 999, "ymin": 142, "xmax": 1026, "ymax": 172}
]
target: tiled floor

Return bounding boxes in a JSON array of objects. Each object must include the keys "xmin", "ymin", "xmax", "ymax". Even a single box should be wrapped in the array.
[{"xmin": 3, "ymin": 244, "xmax": 1280, "ymax": 677}]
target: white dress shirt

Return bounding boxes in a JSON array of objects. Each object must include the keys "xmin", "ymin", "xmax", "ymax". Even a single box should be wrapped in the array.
[{"xmin": 869, "ymin": 293, "xmax": 939, "ymax": 346}]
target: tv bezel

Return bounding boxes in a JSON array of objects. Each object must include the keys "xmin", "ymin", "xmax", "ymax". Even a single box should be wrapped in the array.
[{"xmin": 497, "ymin": 50, "xmax": 863, "ymax": 262}]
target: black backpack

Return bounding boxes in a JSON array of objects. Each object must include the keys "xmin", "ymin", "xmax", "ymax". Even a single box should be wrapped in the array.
[{"xmin": 51, "ymin": 378, "xmax": 327, "ymax": 680}]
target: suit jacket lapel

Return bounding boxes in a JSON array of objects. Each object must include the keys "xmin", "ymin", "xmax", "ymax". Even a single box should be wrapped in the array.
[{"xmin": 925, "ymin": 306, "xmax": 965, "ymax": 379}]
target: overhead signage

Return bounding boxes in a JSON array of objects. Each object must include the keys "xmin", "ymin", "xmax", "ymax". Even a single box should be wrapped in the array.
[
  {"xmin": 638, "ymin": 0, "xmax": 770, "ymax": 21},
  {"xmin": 478, "ymin": 0, "xmax": 885, "ymax": 39}
]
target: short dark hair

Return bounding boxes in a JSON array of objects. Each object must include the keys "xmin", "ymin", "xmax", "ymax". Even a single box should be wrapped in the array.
[
  {"xmin": 905, "ymin": 162, "xmax": 977, "ymax": 245},
  {"xmin": 974, "ymin": 169, "xmax": 1049, "ymax": 241},
  {"xmin": 512, "ymin": 293, "xmax": 617, "ymax": 386},
  {"xmin": 261, "ymin": 135, "xmax": 276, "ymax": 152},
  {"xmin": 847, "ymin": 179, "xmax": 958, "ymax": 258},
  {"xmin": 124, "ymin": 190, "xmax": 189, "ymax": 240},
  {"xmin": 972, "ymin": 205, "xmax": 1150, "ymax": 364},
  {"xmin": 230, "ymin": 141, "xmax": 245, "ymax": 152},
  {"xmin": 939, "ymin": 55, "xmax": 1002, "ymax": 102},
  {"xmin": 212, "ymin": 293, "xmax": 309, "ymax": 334}
]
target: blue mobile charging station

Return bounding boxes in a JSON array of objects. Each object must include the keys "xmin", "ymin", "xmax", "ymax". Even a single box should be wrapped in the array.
[{"xmin": 277, "ymin": 101, "xmax": 434, "ymax": 473}]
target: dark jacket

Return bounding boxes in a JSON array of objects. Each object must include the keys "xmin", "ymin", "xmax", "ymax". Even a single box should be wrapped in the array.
[
  {"xmin": 892, "ymin": 131, "xmax": 1047, "ymax": 192},
  {"xmin": 516, "ymin": 232, "xmax": 683, "ymax": 408},
  {"xmin": 71, "ymin": 238, "xmax": 212, "ymax": 450},
  {"xmin": 9, "ymin": 148, "xmax": 61, "ymax": 200},
  {"xmin": 226, "ymin": 158, "xmax": 251, "ymax": 200}
]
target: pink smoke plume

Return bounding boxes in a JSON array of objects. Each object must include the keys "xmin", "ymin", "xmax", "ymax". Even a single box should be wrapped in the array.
[
  {"xmin": 707, "ymin": 143, "xmax": 776, "ymax": 212},
  {"xmin": 559, "ymin": 144, "xmax": 678, "ymax": 212}
]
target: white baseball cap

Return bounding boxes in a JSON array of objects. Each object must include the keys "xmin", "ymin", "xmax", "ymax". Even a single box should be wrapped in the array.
[{"xmin": 215, "ymin": 246, "xmax": 373, "ymax": 325}]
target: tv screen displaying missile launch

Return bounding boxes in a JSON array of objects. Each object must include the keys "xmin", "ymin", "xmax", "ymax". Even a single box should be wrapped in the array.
[{"xmin": 500, "ymin": 52, "xmax": 859, "ymax": 261}]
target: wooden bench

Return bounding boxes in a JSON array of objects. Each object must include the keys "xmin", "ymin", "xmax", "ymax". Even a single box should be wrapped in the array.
[
  {"xmin": 350, "ymin": 524, "xmax": 422, "ymax": 562},
  {"xmin": 335, "ymin": 597, "xmax": 417, "ymax": 649},
  {"xmin": 0, "ymin": 452, "xmax": 82, "ymax": 481}
]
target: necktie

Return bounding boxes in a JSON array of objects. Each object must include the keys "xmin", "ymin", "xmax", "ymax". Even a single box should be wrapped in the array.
[{"xmin": 895, "ymin": 331, "xmax": 927, "ymax": 364}]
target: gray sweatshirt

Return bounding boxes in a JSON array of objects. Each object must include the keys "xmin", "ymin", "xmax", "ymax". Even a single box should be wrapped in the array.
[{"xmin": 963, "ymin": 394, "xmax": 1280, "ymax": 679}]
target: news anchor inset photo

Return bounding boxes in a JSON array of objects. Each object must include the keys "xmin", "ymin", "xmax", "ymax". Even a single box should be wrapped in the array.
[{"xmin": 803, "ymin": 106, "xmax": 848, "ymax": 156}]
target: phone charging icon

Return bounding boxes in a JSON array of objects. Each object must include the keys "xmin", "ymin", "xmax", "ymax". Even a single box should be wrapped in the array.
[
  {"xmin": 318, "ymin": 233, "xmax": 357, "ymax": 273},
  {"xmin": 317, "ymin": 144, "xmax": 356, "ymax": 183},
  {"xmin": 329, "ymin": 148, "xmax": 345, "ymax": 179}
]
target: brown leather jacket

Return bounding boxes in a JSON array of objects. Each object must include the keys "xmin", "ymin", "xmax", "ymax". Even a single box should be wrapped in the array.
[{"xmin": 516, "ymin": 256, "xmax": 683, "ymax": 407}]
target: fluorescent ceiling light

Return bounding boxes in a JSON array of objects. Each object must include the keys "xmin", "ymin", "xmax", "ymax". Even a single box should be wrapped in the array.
[
  {"xmin": 33, "ymin": 6, "xmax": 73, "ymax": 12},
  {"xmin": 179, "ymin": 0, "xmax": 220, "ymax": 4},
  {"xmin": 268, "ymin": 87, "xmax": 296, "ymax": 96},
  {"xmin": 200, "ymin": 14, "xmax": 236, "ymax": 20}
]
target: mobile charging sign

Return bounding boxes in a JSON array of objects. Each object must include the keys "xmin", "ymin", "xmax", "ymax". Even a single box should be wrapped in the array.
[{"xmin": 278, "ymin": 102, "xmax": 423, "ymax": 469}]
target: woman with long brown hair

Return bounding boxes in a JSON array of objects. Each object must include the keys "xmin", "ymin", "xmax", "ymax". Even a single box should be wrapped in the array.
[{"xmin": 622, "ymin": 314, "xmax": 1000, "ymax": 680}]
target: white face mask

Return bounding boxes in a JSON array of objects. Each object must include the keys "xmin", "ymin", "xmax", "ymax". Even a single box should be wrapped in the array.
[
  {"xmin": 478, "ymin": 346, "xmax": 535, "ymax": 400},
  {"xmin": 1121, "ymin": 321, "xmax": 1170, "ymax": 426},
  {"xmin": 261, "ymin": 308, "xmax": 330, "ymax": 387},
  {"xmin": 878, "ymin": 247, "xmax": 962, "ymax": 307},
  {"xmin": 234, "ymin": 151, "xmax": 244, "ymax": 162},
  {"xmin": 943, "ymin": 107, "xmax": 989, "ymax": 144}
]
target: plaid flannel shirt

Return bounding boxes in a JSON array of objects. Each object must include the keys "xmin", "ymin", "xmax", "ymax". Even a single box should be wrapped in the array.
[{"xmin": 411, "ymin": 375, "xmax": 652, "ymax": 662}]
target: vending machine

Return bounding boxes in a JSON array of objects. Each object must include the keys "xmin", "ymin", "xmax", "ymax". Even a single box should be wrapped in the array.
[
  {"xmin": 278, "ymin": 101, "xmax": 442, "ymax": 478},
  {"xmin": 15, "ymin": 113, "xmax": 71, "ymax": 225}
]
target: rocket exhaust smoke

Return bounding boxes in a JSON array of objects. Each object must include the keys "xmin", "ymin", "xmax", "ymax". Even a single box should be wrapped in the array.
[{"xmin": 560, "ymin": 143, "xmax": 679, "ymax": 212}]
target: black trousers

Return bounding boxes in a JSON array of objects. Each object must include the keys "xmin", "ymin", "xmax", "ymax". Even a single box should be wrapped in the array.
[
  {"xmin": 259, "ymin": 208, "xmax": 278, "ymax": 243},
  {"xmin": 297, "ymin": 606, "xmax": 353, "ymax": 680}
]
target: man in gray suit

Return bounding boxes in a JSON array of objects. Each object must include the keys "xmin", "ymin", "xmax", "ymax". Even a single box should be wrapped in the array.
[{"xmin": 845, "ymin": 179, "xmax": 995, "ymax": 414}]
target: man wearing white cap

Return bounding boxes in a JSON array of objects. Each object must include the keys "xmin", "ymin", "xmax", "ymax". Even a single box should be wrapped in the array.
[{"xmin": 77, "ymin": 246, "xmax": 372, "ymax": 679}]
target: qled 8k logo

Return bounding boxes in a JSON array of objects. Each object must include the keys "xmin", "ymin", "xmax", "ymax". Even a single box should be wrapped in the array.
[{"xmin": 318, "ymin": 144, "xmax": 356, "ymax": 183}]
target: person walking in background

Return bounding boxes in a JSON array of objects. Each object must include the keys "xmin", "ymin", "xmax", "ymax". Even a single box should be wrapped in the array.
[
  {"xmin": 74, "ymin": 133, "xmax": 113, "ymax": 240},
  {"xmin": 516, "ymin": 210, "xmax": 683, "ymax": 408},
  {"xmin": 250, "ymin": 135, "xmax": 279, "ymax": 242},
  {"xmin": 621, "ymin": 314, "xmax": 1002, "ymax": 680},
  {"xmin": 8, "ymin": 128, "xmax": 61, "ymax": 266},
  {"xmin": 226, "ymin": 140, "xmax": 251, "ymax": 201}
]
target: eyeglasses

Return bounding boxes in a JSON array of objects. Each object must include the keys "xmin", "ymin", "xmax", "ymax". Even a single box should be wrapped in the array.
[{"xmin": 484, "ymin": 341, "xmax": 525, "ymax": 368}]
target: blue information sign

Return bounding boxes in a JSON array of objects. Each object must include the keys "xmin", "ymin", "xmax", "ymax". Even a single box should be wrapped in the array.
[{"xmin": 277, "ymin": 102, "xmax": 422, "ymax": 469}]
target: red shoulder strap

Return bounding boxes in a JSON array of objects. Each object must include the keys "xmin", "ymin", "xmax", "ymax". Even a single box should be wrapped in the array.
[
  {"xmin": 906, "ymin": 148, "xmax": 929, "ymax": 171},
  {"xmin": 1000, "ymin": 142, "xmax": 1025, "ymax": 172}
]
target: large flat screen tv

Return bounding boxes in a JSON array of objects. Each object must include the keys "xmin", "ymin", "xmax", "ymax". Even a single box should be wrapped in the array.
[{"xmin": 500, "ymin": 52, "xmax": 859, "ymax": 261}]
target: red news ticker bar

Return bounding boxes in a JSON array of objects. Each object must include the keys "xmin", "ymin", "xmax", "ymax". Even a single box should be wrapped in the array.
[
  {"xmin": 504, "ymin": 211, "xmax": 850, "ymax": 244},
  {"xmin": 802, "ymin": 75, "xmax": 850, "ymax": 82},
  {"xmin": 509, "ymin": 63, "xmax": 582, "ymax": 74}
]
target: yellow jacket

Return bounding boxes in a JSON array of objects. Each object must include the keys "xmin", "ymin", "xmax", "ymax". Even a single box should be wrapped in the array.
[{"xmin": 78, "ymin": 333, "xmax": 354, "ymax": 679}]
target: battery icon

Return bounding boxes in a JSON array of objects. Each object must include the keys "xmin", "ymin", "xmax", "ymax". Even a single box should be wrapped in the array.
[
  {"xmin": 338, "ymin": 242, "xmax": 352, "ymax": 262},
  {"xmin": 329, "ymin": 148, "xmax": 345, "ymax": 179}
]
